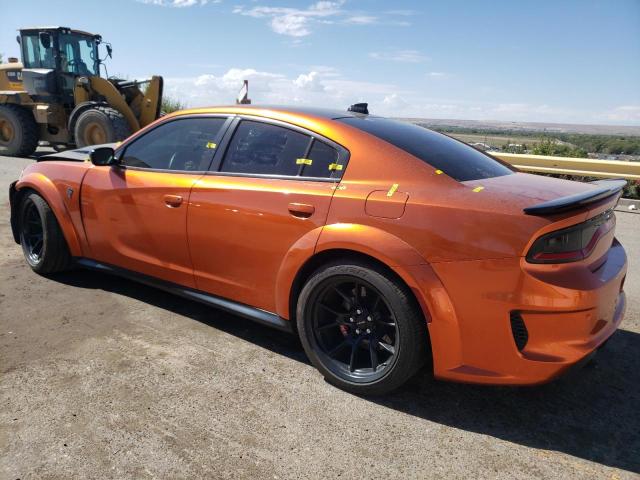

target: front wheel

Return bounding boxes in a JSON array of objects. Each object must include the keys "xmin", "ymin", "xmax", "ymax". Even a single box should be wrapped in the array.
[
  {"xmin": 297, "ymin": 262, "xmax": 428, "ymax": 395},
  {"xmin": 73, "ymin": 106, "xmax": 131, "ymax": 147},
  {"xmin": 19, "ymin": 192, "xmax": 71, "ymax": 274}
]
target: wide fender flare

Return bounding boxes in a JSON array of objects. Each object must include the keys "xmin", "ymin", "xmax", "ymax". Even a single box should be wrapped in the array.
[
  {"xmin": 16, "ymin": 173, "xmax": 83, "ymax": 256},
  {"xmin": 275, "ymin": 223, "xmax": 465, "ymax": 374},
  {"xmin": 275, "ymin": 226, "xmax": 325, "ymax": 319}
]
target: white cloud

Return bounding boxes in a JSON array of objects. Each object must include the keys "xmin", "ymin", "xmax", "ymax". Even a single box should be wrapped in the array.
[
  {"xmin": 427, "ymin": 71, "xmax": 450, "ymax": 79},
  {"xmin": 602, "ymin": 105, "xmax": 640, "ymax": 123},
  {"xmin": 164, "ymin": 66, "xmax": 400, "ymax": 109},
  {"xmin": 233, "ymin": 1, "xmax": 344, "ymax": 37},
  {"xmin": 382, "ymin": 93, "xmax": 408, "ymax": 109},
  {"xmin": 271, "ymin": 14, "xmax": 310, "ymax": 36},
  {"xmin": 345, "ymin": 15, "xmax": 378, "ymax": 25},
  {"xmin": 293, "ymin": 71, "xmax": 326, "ymax": 91},
  {"xmin": 139, "ymin": 0, "xmax": 214, "ymax": 6},
  {"xmin": 162, "ymin": 67, "xmax": 640, "ymax": 125},
  {"xmin": 369, "ymin": 50, "xmax": 428, "ymax": 63}
]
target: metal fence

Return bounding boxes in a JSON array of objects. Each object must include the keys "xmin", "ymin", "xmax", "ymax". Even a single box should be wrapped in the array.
[{"xmin": 491, "ymin": 152, "xmax": 640, "ymax": 180}]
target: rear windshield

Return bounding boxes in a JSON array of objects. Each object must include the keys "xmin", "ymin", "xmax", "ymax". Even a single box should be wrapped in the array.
[{"xmin": 337, "ymin": 116, "xmax": 513, "ymax": 181}]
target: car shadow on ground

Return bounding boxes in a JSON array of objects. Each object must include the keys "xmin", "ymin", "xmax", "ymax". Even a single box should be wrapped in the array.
[{"xmin": 52, "ymin": 268, "xmax": 640, "ymax": 474}]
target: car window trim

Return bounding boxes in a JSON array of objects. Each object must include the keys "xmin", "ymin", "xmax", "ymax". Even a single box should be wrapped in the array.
[
  {"xmin": 208, "ymin": 114, "xmax": 350, "ymax": 181},
  {"xmin": 114, "ymin": 114, "xmax": 234, "ymax": 174},
  {"xmin": 204, "ymin": 171, "xmax": 339, "ymax": 183}
]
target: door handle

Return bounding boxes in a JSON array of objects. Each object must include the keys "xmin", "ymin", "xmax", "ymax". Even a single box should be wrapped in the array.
[
  {"xmin": 163, "ymin": 194, "xmax": 183, "ymax": 208},
  {"xmin": 288, "ymin": 202, "xmax": 315, "ymax": 218}
]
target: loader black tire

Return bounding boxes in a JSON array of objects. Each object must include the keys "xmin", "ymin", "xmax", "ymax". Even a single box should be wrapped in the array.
[
  {"xmin": 0, "ymin": 104, "xmax": 38, "ymax": 157},
  {"xmin": 74, "ymin": 106, "xmax": 131, "ymax": 147}
]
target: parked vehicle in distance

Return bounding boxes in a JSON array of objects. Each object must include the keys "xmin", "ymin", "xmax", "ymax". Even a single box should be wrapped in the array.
[{"xmin": 9, "ymin": 105, "xmax": 627, "ymax": 394}]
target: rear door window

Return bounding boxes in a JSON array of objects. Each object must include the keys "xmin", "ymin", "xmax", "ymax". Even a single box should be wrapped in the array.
[
  {"xmin": 303, "ymin": 140, "xmax": 341, "ymax": 178},
  {"xmin": 337, "ymin": 116, "xmax": 513, "ymax": 181},
  {"xmin": 220, "ymin": 120, "xmax": 311, "ymax": 176}
]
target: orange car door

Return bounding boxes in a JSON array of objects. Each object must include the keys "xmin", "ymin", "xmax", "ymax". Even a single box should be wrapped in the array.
[
  {"xmin": 81, "ymin": 116, "xmax": 231, "ymax": 287},
  {"xmin": 187, "ymin": 118, "xmax": 348, "ymax": 313}
]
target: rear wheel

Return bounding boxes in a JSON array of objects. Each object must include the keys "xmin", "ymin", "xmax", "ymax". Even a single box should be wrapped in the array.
[
  {"xmin": 297, "ymin": 262, "xmax": 428, "ymax": 395},
  {"xmin": 19, "ymin": 192, "xmax": 71, "ymax": 274},
  {"xmin": 0, "ymin": 104, "xmax": 38, "ymax": 157},
  {"xmin": 74, "ymin": 106, "xmax": 131, "ymax": 147}
]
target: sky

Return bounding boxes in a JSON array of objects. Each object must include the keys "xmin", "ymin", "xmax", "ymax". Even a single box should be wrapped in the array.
[{"xmin": 2, "ymin": 0, "xmax": 639, "ymax": 125}]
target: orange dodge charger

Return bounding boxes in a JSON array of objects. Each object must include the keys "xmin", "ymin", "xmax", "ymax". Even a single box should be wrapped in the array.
[{"xmin": 9, "ymin": 104, "xmax": 627, "ymax": 394}]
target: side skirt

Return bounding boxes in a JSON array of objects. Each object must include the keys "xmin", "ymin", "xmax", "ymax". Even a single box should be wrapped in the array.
[{"xmin": 75, "ymin": 258, "xmax": 294, "ymax": 333}]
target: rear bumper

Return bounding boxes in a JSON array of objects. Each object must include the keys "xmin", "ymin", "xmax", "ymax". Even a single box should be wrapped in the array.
[{"xmin": 424, "ymin": 240, "xmax": 627, "ymax": 385}]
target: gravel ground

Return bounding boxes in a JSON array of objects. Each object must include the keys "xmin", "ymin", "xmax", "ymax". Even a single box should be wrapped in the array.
[{"xmin": 1, "ymin": 152, "xmax": 639, "ymax": 479}]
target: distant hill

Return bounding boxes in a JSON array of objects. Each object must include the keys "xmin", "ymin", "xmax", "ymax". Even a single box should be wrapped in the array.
[{"xmin": 395, "ymin": 118, "xmax": 640, "ymax": 137}]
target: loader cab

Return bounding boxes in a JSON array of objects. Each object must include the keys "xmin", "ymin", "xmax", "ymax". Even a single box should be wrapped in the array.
[{"xmin": 18, "ymin": 27, "xmax": 102, "ymax": 101}]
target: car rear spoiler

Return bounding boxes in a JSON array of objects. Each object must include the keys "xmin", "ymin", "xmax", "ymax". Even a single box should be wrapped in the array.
[{"xmin": 523, "ymin": 179, "xmax": 626, "ymax": 216}]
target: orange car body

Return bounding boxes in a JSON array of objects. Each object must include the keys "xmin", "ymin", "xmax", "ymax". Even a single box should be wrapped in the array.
[{"xmin": 11, "ymin": 105, "xmax": 627, "ymax": 385}]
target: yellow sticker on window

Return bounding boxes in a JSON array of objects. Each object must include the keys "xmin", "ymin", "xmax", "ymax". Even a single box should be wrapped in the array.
[
  {"xmin": 206, "ymin": 142, "xmax": 217, "ymax": 149},
  {"xmin": 387, "ymin": 183, "xmax": 399, "ymax": 197},
  {"xmin": 296, "ymin": 158, "xmax": 313, "ymax": 165},
  {"xmin": 328, "ymin": 163, "xmax": 343, "ymax": 171},
  {"xmin": 472, "ymin": 186, "xmax": 485, "ymax": 192}
]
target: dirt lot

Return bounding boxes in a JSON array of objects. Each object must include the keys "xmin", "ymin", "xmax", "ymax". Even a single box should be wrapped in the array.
[{"xmin": 1, "ymin": 152, "xmax": 639, "ymax": 479}]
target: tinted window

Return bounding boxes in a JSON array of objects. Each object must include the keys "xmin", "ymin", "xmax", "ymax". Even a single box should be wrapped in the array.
[
  {"xmin": 338, "ymin": 117, "xmax": 512, "ymax": 181},
  {"xmin": 22, "ymin": 34, "xmax": 56, "ymax": 69},
  {"xmin": 121, "ymin": 118, "xmax": 226, "ymax": 171},
  {"xmin": 221, "ymin": 121, "xmax": 310, "ymax": 176},
  {"xmin": 304, "ymin": 140, "xmax": 340, "ymax": 178}
]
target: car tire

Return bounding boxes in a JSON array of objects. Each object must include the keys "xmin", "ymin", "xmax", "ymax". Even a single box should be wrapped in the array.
[
  {"xmin": 19, "ymin": 192, "xmax": 72, "ymax": 274},
  {"xmin": 297, "ymin": 261, "xmax": 428, "ymax": 395},
  {"xmin": 74, "ymin": 106, "xmax": 131, "ymax": 147},
  {"xmin": 0, "ymin": 104, "xmax": 38, "ymax": 157}
]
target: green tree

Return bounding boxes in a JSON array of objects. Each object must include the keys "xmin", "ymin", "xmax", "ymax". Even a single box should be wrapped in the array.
[
  {"xmin": 531, "ymin": 139, "xmax": 587, "ymax": 158},
  {"xmin": 161, "ymin": 96, "xmax": 185, "ymax": 114}
]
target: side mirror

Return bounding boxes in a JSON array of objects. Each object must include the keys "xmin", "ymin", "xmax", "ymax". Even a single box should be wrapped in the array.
[
  {"xmin": 90, "ymin": 147, "xmax": 116, "ymax": 166},
  {"xmin": 16, "ymin": 35, "xmax": 21, "ymax": 45},
  {"xmin": 106, "ymin": 44, "xmax": 113, "ymax": 58},
  {"xmin": 39, "ymin": 32, "xmax": 51, "ymax": 49}
]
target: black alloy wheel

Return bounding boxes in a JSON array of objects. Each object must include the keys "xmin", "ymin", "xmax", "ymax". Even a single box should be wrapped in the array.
[
  {"xmin": 297, "ymin": 262, "xmax": 428, "ymax": 395},
  {"xmin": 19, "ymin": 192, "xmax": 71, "ymax": 274},
  {"xmin": 20, "ymin": 197, "xmax": 45, "ymax": 266},
  {"xmin": 310, "ymin": 276, "xmax": 399, "ymax": 382}
]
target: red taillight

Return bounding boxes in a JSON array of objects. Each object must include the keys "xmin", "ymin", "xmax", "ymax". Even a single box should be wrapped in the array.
[{"xmin": 526, "ymin": 210, "xmax": 615, "ymax": 264}]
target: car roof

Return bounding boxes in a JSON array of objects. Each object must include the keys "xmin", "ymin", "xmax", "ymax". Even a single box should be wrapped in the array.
[{"xmin": 170, "ymin": 104, "xmax": 373, "ymax": 122}]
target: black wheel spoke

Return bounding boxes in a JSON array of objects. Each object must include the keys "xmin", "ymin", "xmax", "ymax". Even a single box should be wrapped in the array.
[
  {"xmin": 349, "ymin": 337, "xmax": 363, "ymax": 372},
  {"xmin": 369, "ymin": 340, "xmax": 379, "ymax": 372},
  {"xmin": 375, "ymin": 319, "xmax": 396, "ymax": 328},
  {"xmin": 317, "ymin": 321, "xmax": 341, "ymax": 332},
  {"xmin": 319, "ymin": 302, "xmax": 344, "ymax": 317},
  {"xmin": 310, "ymin": 275, "xmax": 400, "ymax": 382},
  {"xmin": 370, "ymin": 294, "xmax": 381, "ymax": 312},
  {"xmin": 354, "ymin": 282, "xmax": 363, "ymax": 303},
  {"xmin": 21, "ymin": 201, "xmax": 44, "ymax": 264},
  {"xmin": 333, "ymin": 286, "xmax": 353, "ymax": 307},
  {"xmin": 378, "ymin": 341, "xmax": 395, "ymax": 355},
  {"xmin": 33, "ymin": 239, "xmax": 43, "ymax": 254},
  {"xmin": 328, "ymin": 339, "xmax": 350, "ymax": 357}
]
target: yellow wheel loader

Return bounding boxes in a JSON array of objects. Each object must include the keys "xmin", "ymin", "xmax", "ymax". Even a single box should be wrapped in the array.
[{"xmin": 0, "ymin": 27, "xmax": 163, "ymax": 156}]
